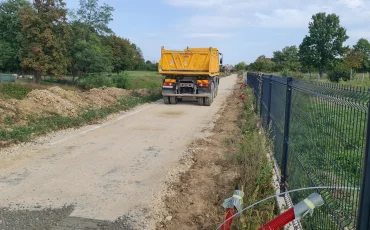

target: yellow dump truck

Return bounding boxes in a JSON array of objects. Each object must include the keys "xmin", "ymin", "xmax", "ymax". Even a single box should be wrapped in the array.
[{"xmin": 158, "ymin": 46, "xmax": 223, "ymax": 106}]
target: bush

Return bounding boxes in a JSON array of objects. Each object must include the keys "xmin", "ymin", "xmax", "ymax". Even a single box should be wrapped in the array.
[
  {"xmin": 112, "ymin": 73, "xmax": 129, "ymax": 89},
  {"xmin": 327, "ymin": 64, "xmax": 351, "ymax": 82},
  {"xmin": 78, "ymin": 76, "xmax": 114, "ymax": 89},
  {"xmin": 280, "ymin": 68, "xmax": 290, "ymax": 77},
  {"xmin": 292, "ymin": 72, "xmax": 305, "ymax": 79}
]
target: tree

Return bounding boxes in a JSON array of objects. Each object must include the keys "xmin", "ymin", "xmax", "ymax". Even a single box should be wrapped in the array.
[
  {"xmin": 130, "ymin": 43, "xmax": 145, "ymax": 70},
  {"xmin": 353, "ymin": 38, "xmax": 370, "ymax": 72},
  {"xmin": 144, "ymin": 60, "xmax": 158, "ymax": 71},
  {"xmin": 249, "ymin": 55, "xmax": 275, "ymax": 72},
  {"xmin": 103, "ymin": 35, "xmax": 133, "ymax": 73},
  {"xmin": 20, "ymin": 0, "xmax": 71, "ymax": 83},
  {"xmin": 298, "ymin": 12, "xmax": 348, "ymax": 79},
  {"xmin": 0, "ymin": 0, "xmax": 31, "ymax": 72},
  {"xmin": 272, "ymin": 46, "xmax": 300, "ymax": 71},
  {"xmin": 67, "ymin": 21, "xmax": 112, "ymax": 80},
  {"xmin": 76, "ymin": 0, "xmax": 114, "ymax": 35},
  {"xmin": 67, "ymin": 0, "xmax": 115, "ymax": 80},
  {"xmin": 298, "ymin": 37, "xmax": 317, "ymax": 77},
  {"xmin": 235, "ymin": 62, "xmax": 247, "ymax": 71},
  {"xmin": 343, "ymin": 48, "xmax": 365, "ymax": 79}
]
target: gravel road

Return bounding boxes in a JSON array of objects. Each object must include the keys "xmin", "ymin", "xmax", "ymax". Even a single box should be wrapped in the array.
[{"xmin": 0, "ymin": 74, "xmax": 237, "ymax": 229}]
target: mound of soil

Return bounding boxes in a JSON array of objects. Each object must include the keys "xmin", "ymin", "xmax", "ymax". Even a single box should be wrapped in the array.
[
  {"xmin": 83, "ymin": 87, "xmax": 130, "ymax": 108},
  {"xmin": 18, "ymin": 89, "xmax": 80, "ymax": 117},
  {"xmin": 0, "ymin": 86, "xmax": 157, "ymax": 126}
]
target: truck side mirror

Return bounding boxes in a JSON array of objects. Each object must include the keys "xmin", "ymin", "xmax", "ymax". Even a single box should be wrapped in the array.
[{"xmin": 220, "ymin": 58, "xmax": 223, "ymax": 65}]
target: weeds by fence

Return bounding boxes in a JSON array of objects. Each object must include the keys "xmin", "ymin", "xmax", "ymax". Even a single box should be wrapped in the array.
[{"xmin": 246, "ymin": 72, "xmax": 370, "ymax": 230}]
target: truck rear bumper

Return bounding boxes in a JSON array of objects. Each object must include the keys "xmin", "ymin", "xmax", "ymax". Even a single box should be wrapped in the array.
[{"xmin": 162, "ymin": 93, "xmax": 211, "ymax": 98}]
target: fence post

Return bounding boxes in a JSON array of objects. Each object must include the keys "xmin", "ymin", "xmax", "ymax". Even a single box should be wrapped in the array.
[
  {"xmin": 266, "ymin": 75, "xmax": 273, "ymax": 127},
  {"xmin": 280, "ymin": 77, "xmax": 293, "ymax": 193},
  {"xmin": 259, "ymin": 74, "xmax": 265, "ymax": 118},
  {"xmin": 357, "ymin": 102, "xmax": 370, "ymax": 230}
]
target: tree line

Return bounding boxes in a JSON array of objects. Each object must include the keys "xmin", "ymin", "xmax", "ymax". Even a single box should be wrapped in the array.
[
  {"xmin": 0, "ymin": 0, "xmax": 158, "ymax": 83},
  {"xmin": 235, "ymin": 12, "xmax": 370, "ymax": 82}
]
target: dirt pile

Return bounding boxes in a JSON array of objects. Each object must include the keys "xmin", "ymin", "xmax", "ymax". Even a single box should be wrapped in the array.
[
  {"xmin": 83, "ymin": 87, "xmax": 130, "ymax": 108},
  {"xmin": 18, "ymin": 89, "xmax": 80, "ymax": 117},
  {"xmin": 0, "ymin": 86, "xmax": 158, "ymax": 126}
]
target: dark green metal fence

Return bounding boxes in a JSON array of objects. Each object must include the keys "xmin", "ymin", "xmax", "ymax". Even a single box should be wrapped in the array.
[{"xmin": 246, "ymin": 72, "xmax": 370, "ymax": 230}]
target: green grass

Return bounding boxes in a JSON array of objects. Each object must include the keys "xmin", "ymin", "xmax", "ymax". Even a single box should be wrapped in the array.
[
  {"xmin": 335, "ymin": 74, "xmax": 370, "ymax": 88},
  {"xmin": 40, "ymin": 71, "xmax": 164, "ymax": 90},
  {"xmin": 231, "ymin": 87, "xmax": 276, "ymax": 229},
  {"xmin": 121, "ymin": 71, "xmax": 163, "ymax": 90},
  {"xmin": 124, "ymin": 71, "xmax": 160, "ymax": 77},
  {"xmin": 0, "ymin": 93, "xmax": 162, "ymax": 143},
  {"xmin": 0, "ymin": 83, "xmax": 34, "ymax": 100}
]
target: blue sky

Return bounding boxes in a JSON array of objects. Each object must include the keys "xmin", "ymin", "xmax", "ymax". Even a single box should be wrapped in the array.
[{"xmin": 64, "ymin": 0, "xmax": 370, "ymax": 65}]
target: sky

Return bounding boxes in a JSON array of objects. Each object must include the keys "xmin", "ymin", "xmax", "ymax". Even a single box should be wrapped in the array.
[{"xmin": 63, "ymin": 0, "xmax": 370, "ymax": 65}]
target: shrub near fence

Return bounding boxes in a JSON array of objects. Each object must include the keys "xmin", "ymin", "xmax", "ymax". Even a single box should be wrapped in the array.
[{"xmin": 246, "ymin": 72, "xmax": 370, "ymax": 230}]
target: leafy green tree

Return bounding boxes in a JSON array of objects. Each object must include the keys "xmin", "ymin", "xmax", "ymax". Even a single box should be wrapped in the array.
[
  {"xmin": 235, "ymin": 62, "xmax": 247, "ymax": 71},
  {"xmin": 130, "ymin": 43, "xmax": 145, "ymax": 70},
  {"xmin": 353, "ymin": 38, "xmax": 370, "ymax": 72},
  {"xmin": 67, "ymin": 0, "xmax": 115, "ymax": 80},
  {"xmin": 272, "ymin": 46, "xmax": 300, "ymax": 71},
  {"xmin": 20, "ymin": 0, "xmax": 71, "ymax": 83},
  {"xmin": 298, "ymin": 12, "xmax": 348, "ymax": 79},
  {"xmin": 0, "ymin": 0, "xmax": 30, "ymax": 72},
  {"xmin": 76, "ymin": 0, "xmax": 114, "ymax": 35},
  {"xmin": 144, "ymin": 60, "xmax": 158, "ymax": 71},
  {"xmin": 103, "ymin": 35, "xmax": 134, "ymax": 73},
  {"xmin": 249, "ymin": 55, "xmax": 275, "ymax": 72},
  {"xmin": 67, "ymin": 21, "xmax": 112, "ymax": 80},
  {"xmin": 343, "ymin": 48, "xmax": 365, "ymax": 79}
]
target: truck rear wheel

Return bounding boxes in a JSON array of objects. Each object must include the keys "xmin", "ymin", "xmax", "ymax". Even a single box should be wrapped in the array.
[
  {"xmin": 164, "ymin": 96, "xmax": 170, "ymax": 104},
  {"xmin": 204, "ymin": 96, "xmax": 211, "ymax": 106},
  {"xmin": 170, "ymin": 96, "xmax": 178, "ymax": 104},
  {"xmin": 198, "ymin": 97, "xmax": 204, "ymax": 106}
]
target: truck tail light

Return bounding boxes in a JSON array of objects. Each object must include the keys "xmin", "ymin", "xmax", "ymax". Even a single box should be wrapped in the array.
[
  {"xmin": 163, "ymin": 82, "xmax": 174, "ymax": 86},
  {"xmin": 163, "ymin": 79, "xmax": 176, "ymax": 88},
  {"xmin": 197, "ymin": 80, "xmax": 209, "ymax": 88}
]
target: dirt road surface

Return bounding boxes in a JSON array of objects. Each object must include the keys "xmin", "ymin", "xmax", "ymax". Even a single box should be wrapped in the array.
[{"xmin": 0, "ymin": 74, "xmax": 237, "ymax": 229}]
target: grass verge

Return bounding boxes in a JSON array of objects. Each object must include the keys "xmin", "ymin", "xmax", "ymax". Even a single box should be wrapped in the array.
[
  {"xmin": 230, "ymin": 86, "xmax": 276, "ymax": 229},
  {"xmin": 0, "ymin": 83, "xmax": 34, "ymax": 100},
  {"xmin": 0, "ymin": 94, "xmax": 162, "ymax": 144}
]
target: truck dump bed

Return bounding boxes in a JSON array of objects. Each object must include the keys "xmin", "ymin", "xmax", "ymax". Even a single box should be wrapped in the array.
[{"xmin": 158, "ymin": 46, "xmax": 221, "ymax": 77}]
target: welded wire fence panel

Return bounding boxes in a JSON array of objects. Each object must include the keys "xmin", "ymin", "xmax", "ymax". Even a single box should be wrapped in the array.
[
  {"xmin": 288, "ymin": 80, "xmax": 369, "ymax": 229},
  {"xmin": 246, "ymin": 72, "xmax": 261, "ymax": 113},
  {"xmin": 246, "ymin": 72, "xmax": 370, "ymax": 230},
  {"xmin": 260, "ymin": 76, "xmax": 271, "ymax": 128},
  {"xmin": 269, "ymin": 76, "xmax": 287, "ymax": 168}
]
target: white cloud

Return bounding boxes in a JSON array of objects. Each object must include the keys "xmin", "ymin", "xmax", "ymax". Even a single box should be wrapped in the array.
[
  {"xmin": 165, "ymin": 0, "xmax": 370, "ymax": 29},
  {"xmin": 185, "ymin": 33, "xmax": 233, "ymax": 38},
  {"xmin": 339, "ymin": 0, "xmax": 364, "ymax": 8},
  {"xmin": 252, "ymin": 6, "xmax": 326, "ymax": 29}
]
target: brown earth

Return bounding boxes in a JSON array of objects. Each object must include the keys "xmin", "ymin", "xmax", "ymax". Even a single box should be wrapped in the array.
[
  {"xmin": 156, "ymin": 75, "xmax": 246, "ymax": 230},
  {"xmin": 0, "ymin": 86, "xmax": 160, "ymax": 126}
]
